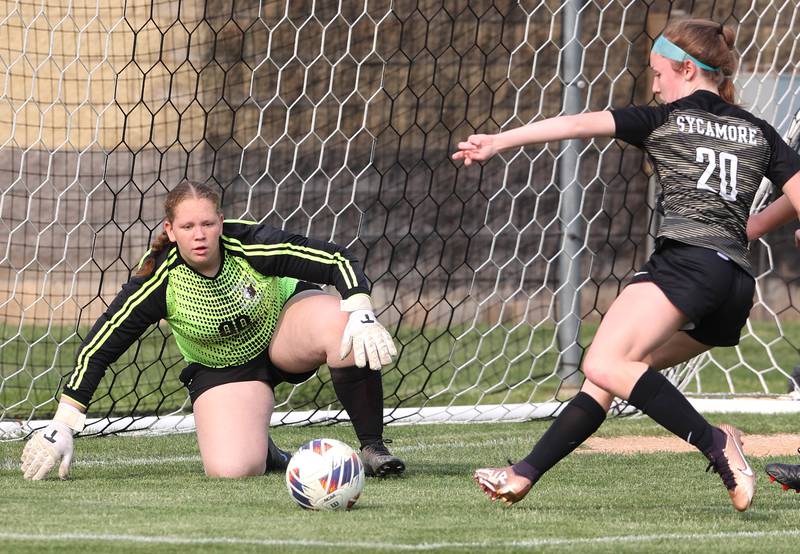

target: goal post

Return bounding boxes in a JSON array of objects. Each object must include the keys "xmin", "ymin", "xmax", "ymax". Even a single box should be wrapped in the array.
[{"xmin": 3, "ymin": 1, "xmax": 800, "ymax": 438}]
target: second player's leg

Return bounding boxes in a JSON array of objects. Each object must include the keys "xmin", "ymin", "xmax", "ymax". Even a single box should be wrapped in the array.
[
  {"xmin": 581, "ymin": 281, "xmax": 689, "ymax": 397},
  {"xmin": 645, "ymin": 331, "xmax": 710, "ymax": 371},
  {"xmin": 475, "ymin": 289, "xmax": 711, "ymax": 504},
  {"xmin": 583, "ymin": 284, "xmax": 753, "ymax": 510}
]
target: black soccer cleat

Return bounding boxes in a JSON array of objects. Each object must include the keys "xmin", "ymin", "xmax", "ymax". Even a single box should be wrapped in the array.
[
  {"xmin": 766, "ymin": 449, "xmax": 800, "ymax": 492},
  {"xmin": 265, "ymin": 435, "xmax": 291, "ymax": 473},
  {"xmin": 360, "ymin": 439, "xmax": 405, "ymax": 477}
]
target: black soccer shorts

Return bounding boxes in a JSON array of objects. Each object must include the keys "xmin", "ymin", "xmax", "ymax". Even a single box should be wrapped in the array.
[
  {"xmin": 629, "ymin": 239, "xmax": 755, "ymax": 347},
  {"xmin": 180, "ymin": 281, "xmax": 322, "ymax": 403}
]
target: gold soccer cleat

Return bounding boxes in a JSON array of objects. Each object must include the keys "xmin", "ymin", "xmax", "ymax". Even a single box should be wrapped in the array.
[
  {"xmin": 707, "ymin": 424, "xmax": 756, "ymax": 512},
  {"xmin": 473, "ymin": 466, "xmax": 533, "ymax": 505}
]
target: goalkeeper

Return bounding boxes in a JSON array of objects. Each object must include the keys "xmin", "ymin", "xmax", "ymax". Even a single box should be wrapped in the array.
[{"xmin": 20, "ymin": 180, "xmax": 405, "ymax": 480}]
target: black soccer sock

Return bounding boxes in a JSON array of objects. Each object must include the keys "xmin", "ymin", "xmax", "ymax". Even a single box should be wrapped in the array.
[
  {"xmin": 627, "ymin": 368, "xmax": 716, "ymax": 455},
  {"xmin": 264, "ymin": 435, "xmax": 290, "ymax": 473},
  {"xmin": 329, "ymin": 366, "xmax": 383, "ymax": 448},
  {"xmin": 513, "ymin": 391, "xmax": 607, "ymax": 483}
]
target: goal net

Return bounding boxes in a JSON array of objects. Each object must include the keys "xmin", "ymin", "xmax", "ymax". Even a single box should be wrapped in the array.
[{"xmin": 2, "ymin": 0, "xmax": 800, "ymax": 437}]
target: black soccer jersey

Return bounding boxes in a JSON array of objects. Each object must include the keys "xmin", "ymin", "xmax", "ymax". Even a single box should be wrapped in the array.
[
  {"xmin": 62, "ymin": 220, "xmax": 370, "ymax": 407},
  {"xmin": 612, "ymin": 90, "xmax": 800, "ymax": 273}
]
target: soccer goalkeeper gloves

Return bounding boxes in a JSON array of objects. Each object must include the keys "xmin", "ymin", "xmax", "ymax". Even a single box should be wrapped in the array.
[
  {"xmin": 339, "ymin": 294, "xmax": 398, "ymax": 370},
  {"xmin": 20, "ymin": 402, "xmax": 85, "ymax": 480}
]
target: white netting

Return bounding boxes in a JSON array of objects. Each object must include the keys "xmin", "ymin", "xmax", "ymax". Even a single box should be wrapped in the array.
[{"xmin": 2, "ymin": 1, "xmax": 800, "ymax": 438}]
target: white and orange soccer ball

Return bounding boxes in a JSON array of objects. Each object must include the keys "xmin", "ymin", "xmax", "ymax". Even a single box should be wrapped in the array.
[{"xmin": 285, "ymin": 438, "xmax": 365, "ymax": 510}]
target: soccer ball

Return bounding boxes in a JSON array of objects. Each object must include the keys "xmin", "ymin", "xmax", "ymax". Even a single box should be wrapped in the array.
[{"xmin": 285, "ymin": 438, "xmax": 365, "ymax": 510}]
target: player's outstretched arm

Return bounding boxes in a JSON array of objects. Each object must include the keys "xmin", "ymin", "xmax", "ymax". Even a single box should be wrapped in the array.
[
  {"xmin": 20, "ymin": 399, "xmax": 86, "ymax": 480},
  {"xmin": 452, "ymin": 111, "xmax": 615, "ymax": 166},
  {"xmin": 778, "ymin": 172, "xmax": 800, "ymax": 242},
  {"xmin": 339, "ymin": 293, "xmax": 397, "ymax": 371},
  {"xmin": 747, "ymin": 193, "xmax": 799, "ymax": 241}
]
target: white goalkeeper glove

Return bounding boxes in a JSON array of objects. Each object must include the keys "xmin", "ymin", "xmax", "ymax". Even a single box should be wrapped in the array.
[
  {"xmin": 21, "ymin": 403, "xmax": 85, "ymax": 480},
  {"xmin": 339, "ymin": 294, "xmax": 398, "ymax": 370},
  {"xmin": 749, "ymin": 177, "xmax": 774, "ymax": 216}
]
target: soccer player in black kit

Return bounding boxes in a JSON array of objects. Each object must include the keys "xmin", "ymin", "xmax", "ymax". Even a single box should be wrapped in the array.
[
  {"xmin": 453, "ymin": 18, "xmax": 800, "ymax": 511},
  {"xmin": 21, "ymin": 181, "xmax": 405, "ymax": 481}
]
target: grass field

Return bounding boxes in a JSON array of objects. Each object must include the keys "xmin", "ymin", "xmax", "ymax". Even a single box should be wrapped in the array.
[
  {"xmin": 4, "ymin": 319, "xmax": 800, "ymax": 422},
  {"xmin": 1, "ymin": 414, "xmax": 799, "ymax": 553}
]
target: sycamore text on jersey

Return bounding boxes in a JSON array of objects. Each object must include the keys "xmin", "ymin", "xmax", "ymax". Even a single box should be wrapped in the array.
[{"xmin": 676, "ymin": 114, "xmax": 758, "ymax": 145}]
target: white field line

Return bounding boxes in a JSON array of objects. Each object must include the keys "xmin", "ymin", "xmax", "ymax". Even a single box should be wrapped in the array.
[
  {"xmin": 0, "ymin": 454, "xmax": 202, "ymax": 471},
  {"xmin": 0, "ymin": 437, "xmax": 534, "ymax": 471},
  {"xmin": 5, "ymin": 398, "xmax": 799, "ymax": 439},
  {"xmin": 0, "ymin": 529, "xmax": 799, "ymax": 550}
]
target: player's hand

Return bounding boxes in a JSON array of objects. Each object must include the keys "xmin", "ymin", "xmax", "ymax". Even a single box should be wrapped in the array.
[
  {"xmin": 451, "ymin": 134, "xmax": 498, "ymax": 166},
  {"xmin": 20, "ymin": 402, "xmax": 85, "ymax": 480},
  {"xmin": 21, "ymin": 421, "xmax": 74, "ymax": 480},
  {"xmin": 794, "ymin": 229, "xmax": 800, "ymax": 249},
  {"xmin": 339, "ymin": 294, "xmax": 398, "ymax": 370}
]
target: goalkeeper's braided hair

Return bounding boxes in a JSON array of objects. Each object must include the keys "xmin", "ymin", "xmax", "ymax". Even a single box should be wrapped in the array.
[{"xmin": 136, "ymin": 181, "xmax": 223, "ymax": 277}]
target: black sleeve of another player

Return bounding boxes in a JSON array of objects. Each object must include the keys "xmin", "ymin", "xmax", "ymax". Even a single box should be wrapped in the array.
[
  {"xmin": 611, "ymin": 104, "xmax": 671, "ymax": 147},
  {"xmin": 222, "ymin": 221, "xmax": 371, "ymax": 299},
  {"xmin": 762, "ymin": 125, "xmax": 800, "ymax": 189},
  {"xmin": 61, "ymin": 266, "xmax": 169, "ymax": 408}
]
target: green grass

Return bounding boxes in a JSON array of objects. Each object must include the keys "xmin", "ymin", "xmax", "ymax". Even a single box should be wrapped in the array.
[
  {"xmin": 1, "ymin": 415, "xmax": 799, "ymax": 553},
  {"xmin": 4, "ymin": 320, "xmax": 800, "ymax": 421}
]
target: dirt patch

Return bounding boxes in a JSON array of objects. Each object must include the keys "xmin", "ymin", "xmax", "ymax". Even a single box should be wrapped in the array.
[{"xmin": 578, "ymin": 434, "xmax": 800, "ymax": 457}]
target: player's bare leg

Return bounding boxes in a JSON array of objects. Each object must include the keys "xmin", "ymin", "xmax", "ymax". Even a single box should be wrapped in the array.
[
  {"xmin": 271, "ymin": 292, "xmax": 405, "ymax": 476},
  {"xmin": 583, "ymin": 282, "xmax": 755, "ymax": 511},
  {"xmin": 194, "ymin": 380, "xmax": 274, "ymax": 477}
]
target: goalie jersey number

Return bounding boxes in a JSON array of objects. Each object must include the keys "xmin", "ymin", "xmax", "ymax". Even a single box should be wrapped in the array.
[{"xmin": 219, "ymin": 314, "xmax": 253, "ymax": 337}]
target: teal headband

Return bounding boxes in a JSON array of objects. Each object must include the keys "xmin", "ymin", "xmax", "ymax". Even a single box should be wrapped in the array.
[{"xmin": 651, "ymin": 35, "xmax": 719, "ymax": 72}]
